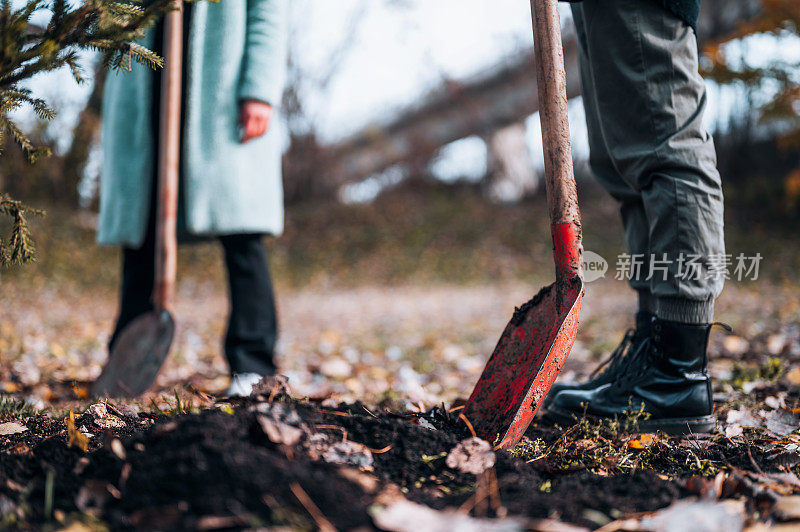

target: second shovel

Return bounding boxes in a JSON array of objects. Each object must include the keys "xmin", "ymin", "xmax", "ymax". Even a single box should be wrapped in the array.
[{"xmin": 92, "ymin": 3, "xmax": 183, "ymax": 398}]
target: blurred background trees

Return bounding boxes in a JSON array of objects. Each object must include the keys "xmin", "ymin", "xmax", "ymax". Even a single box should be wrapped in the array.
[
  {"xmin": 703, "ymin": 0, "xmax": 800, "ymax": 216},
  {"xmin": 2, "ymin": 0, "xmax": 798, "ymax": 229}
]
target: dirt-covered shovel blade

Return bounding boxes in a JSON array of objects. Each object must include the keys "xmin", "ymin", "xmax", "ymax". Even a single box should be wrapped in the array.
[
  {"xmin": 91, "ymin": 3, "xmax": 183, "ymax": 398},
  {"xmin": 91, "ymin": 311, "xmax": 175, "ymax": 397},
  {"xmin": 461, "ymin": 0, "xmax": 584, "ymax": 449}
]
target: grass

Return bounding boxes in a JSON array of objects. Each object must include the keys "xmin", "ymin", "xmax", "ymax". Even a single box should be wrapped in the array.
[
  {"xmin": 6, "ymin": 181, "xmax": 800, "ymax": 296},
  {"xmin": 0, "ymin": 394, "xmax": 40, "ymax": 420},
  {"xmin": 509, "ymin": 404, "xmax": 737, "ymax": 479}
]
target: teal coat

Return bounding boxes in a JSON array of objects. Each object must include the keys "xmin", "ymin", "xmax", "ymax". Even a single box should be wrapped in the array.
[{"xmin": 98, "ymin": 0, "xmax": 289, "ymax": 246}]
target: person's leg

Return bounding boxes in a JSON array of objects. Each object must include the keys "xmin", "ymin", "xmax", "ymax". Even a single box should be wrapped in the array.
[
  {"xmin": 574, "ymin": 0, "xmax": 724, "ymax": 321},
  {"xmin": 543, "ymin": 3, "xmax": 655, "ymax": 408},
  {"xmin": 572, "ymin": 2, "xmax": 655, "ymax": 315},
  {"xmin": 547, "ymin": 0, "xmax": 724, "ymax": 433},
  {"xmin": 219, "ymin": 233, "xmax": 278, "ymax": 378},
  {"xmin": 108, "ymin": 238, "xmax": 156, "ymax": 351}
]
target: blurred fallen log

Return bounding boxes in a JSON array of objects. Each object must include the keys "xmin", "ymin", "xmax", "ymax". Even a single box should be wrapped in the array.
[{"xmin": 312, "ymin": 0, "xmax": 761, "ymax": 197}]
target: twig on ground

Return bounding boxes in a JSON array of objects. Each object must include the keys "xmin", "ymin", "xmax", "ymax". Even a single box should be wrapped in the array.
[
  {"xmin": 289, "ymin": 482, "xmax": 337, "ymax": 532},
  {"xmin": 314, "ymin": 424, "xmax": 348, "ymax": 441},
  {"xmin": 487, "ymin": 468, "xmax": 506, "ymax": 517},
  {"xmin": 367, "ymin": 444, "xmax": 392, "ymax": 454},
  {"xmin": 459, "ymin": 413, "xmax": 476, "ymax": 438}
]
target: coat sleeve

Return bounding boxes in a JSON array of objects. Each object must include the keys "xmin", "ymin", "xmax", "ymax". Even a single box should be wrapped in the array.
[{"xmin": 238, "ymin": 0, "xmax": 289, "ymax": 106}]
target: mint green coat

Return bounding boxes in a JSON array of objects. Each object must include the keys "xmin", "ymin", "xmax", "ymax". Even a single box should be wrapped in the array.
[{"xmin": 98, "ymin": 0, "xmax": 288, "ymax": 246}]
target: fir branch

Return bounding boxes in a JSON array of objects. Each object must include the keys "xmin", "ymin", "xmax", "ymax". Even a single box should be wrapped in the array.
[
  {"xmin": 0, "ymin": 0, "xmax": 172, "ymax": 266},
  {"xmin": 0, "ymin": 0, "xmax": 171, "ymax": 161},
  {"xmin": 0, "ymin": 193, "xmax": 44, "ymax": 266}
]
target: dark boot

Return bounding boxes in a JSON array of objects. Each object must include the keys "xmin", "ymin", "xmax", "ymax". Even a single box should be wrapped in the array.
[
  {"xmin": 545, "ymin": 318, "xmax": 716, "ymax": 435},
  {"xmin": 542, "ymin": 311, "xmax": 653, "ymax": 408}
]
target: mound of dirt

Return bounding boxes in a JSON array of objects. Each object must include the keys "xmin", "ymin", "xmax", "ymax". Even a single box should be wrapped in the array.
[{"xmin": 0, "ymin": 393, "xmax": 795, "ymax": 530}]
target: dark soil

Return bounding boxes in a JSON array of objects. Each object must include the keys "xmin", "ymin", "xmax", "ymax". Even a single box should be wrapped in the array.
[{"xmin": 0, "ymin": 395, "xmax": 793, "ymax": 531}]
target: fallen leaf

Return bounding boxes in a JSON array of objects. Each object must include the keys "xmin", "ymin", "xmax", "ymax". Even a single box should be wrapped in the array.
[
  {"xmin": 8, "ymin": 442, "xmax": 31, "ymax": 456},
  {"xmin": 727, "ymin": 407, "xmax": 760, "ymax": 427},
  {"xmin": 88, "ymin": 403, "xmax": 126, "ymax": 430},
  {"xmin": 370, "ymin": 499, "xmax": 525, "ymax": 532},
  {"xmin": 765, "ymin": 395, "xmax": 787, "ymax": 410},
  {"xmin": 0, "ymin": 422, "xmax": 27, "ymax": 436},
  {"xmin": 306, "ymin": 433, "xmax": 373, "ymax": 467},
  {"xmin": 250, "ymin": 374, "xmax": 290, "ymax": 398},
  {"xmin": 627, "ymin": 434, "xmax": 658, "ymax": 449},
  {"xmin": 768, "ymin": 451, "xmax": 800, "ymax": 468},
  {"xmin": 320, "ymin": 358, "xmax": 352, "ymax": 379},
  {"xmin": 446, "ymin": 437, "xmax": 496, "ymax": 475},
  {"xmin": 725, "ymin": 407, "xmax": 761, "ymax": 437},
  {"xmin": 57, "ymin": 520, "xmax": 94, "ymax": 532},
  {"xmin": 67, "ymin": 412, "xmax": 89, "ymax": 452},
  {"xmin": 641, "ymin": 499, "xmax": 745, "ymax": 532},
  {"xmin": 258, "ymin": 416, "xmax": 304, "ymax": 446},
  {"xmin": 338, "ymin": 468, "xmax": 380, "ymax": 493},
  {"xmin": 726, "ymin": 424, "xmax": 744, "ymax": 439},
  {"xmin": 768, "ymin": 334, "xmax": 787, "ymax": 355},
  {"xmin": 763, "ymin": 409, "xmax": 799, "ymax": 437}
]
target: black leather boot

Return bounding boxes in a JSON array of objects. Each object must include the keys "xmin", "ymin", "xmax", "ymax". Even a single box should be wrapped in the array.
[
  {"xmin": 542, "ymin": 311, "xmax": 653, "ymax": 408},
  {"xmin": 545, "ymin": 318, "xmax": 716, "ymax": 435}
]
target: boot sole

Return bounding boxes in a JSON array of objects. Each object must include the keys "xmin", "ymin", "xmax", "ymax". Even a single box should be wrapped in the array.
[{"xmin": 544, "ymin": 405, "xmax": 716, "ymax": 436}]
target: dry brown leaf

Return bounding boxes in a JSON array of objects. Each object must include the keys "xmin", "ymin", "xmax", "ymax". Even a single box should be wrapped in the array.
[
  {"xmin": 257, "ymin": 416, "xmax": 304, "ymax": 446},
  {"xmin": 305, "ymin": 433, "xmax": 373, "ymax": 467},
  {"xmin": 371, "ymin": 499, "xmax": 525, "ymax": 531},
  {"xmin": 66, "ymin": 412, "xmax": 89, "ymax": 452},
  {"xmin": 446, "ymin": 437, "xmax": 496, "ymax": 475},
  {"xmin": 763, "ymin": 409, "xmax": 799, "ymax": 437},
  {"xmin": 627, "ymin": 434, "xmax": 658, "ymax": 449},
  {"xmin": 250, "ymin": 374, "xmax": 290, "ymax": 398},
  {"xmin": 0, "ymin": 422, "xmax": 27, "ymax": 436}
]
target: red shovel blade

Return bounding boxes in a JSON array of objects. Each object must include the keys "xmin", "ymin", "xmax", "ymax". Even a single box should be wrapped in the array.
[{"xmin": 461, "ymin": 274, "xmax": 583, "ymax": 449}]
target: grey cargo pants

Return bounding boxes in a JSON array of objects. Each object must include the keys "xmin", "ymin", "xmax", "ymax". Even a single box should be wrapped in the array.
[{"xmin": 571, "ymin": 0, "xmax": 725, "ymax": 324}]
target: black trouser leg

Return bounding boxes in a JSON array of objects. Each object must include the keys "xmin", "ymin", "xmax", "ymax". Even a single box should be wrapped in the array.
[
  {"xmin": 220, "ymin": 234, "xmax": 278, "ymax": 376},
  {"xmin": 109, "ymin": 244, "xmax": 156, "ymax": 351}
]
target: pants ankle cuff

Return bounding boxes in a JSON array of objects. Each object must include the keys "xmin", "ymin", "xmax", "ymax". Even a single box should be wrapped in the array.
[{"xmin": 656, "ymin": 297, "xmax": 714, "ymax": 324}]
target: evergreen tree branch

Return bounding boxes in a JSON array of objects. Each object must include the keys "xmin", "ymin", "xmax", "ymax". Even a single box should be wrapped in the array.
[{"xmin": 0, "ymin": 0, "xmax": 172, "ymax": 266}]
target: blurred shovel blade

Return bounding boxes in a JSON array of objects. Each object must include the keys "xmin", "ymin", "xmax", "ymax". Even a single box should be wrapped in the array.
[
  {"xmin": 91, "ymin": 310, "xmax": 174, "ymax": 398},
  {"xmin": 462, "ymin": 275, "xmax": 583, "ymax": 448}
]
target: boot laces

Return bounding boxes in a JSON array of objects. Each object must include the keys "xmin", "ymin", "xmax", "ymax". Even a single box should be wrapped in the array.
[
  {"xmin": 590, "ymin": 328, "xmax": 636, "ymax": 379},
  {"xmin": 612, "ymin": 336, "xmax": 655, "ymax": 388}
]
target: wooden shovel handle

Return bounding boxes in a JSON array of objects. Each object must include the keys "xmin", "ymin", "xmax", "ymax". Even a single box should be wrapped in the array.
[
  {"xmin": 153, "ymin": 1, "xmax": 183, "ymax": 313},
  {"xmin": 530, "ymin": 0, "xmax": 583, "ymax": 283}
]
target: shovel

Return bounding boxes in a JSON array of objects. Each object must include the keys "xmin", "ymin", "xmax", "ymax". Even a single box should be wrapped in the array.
[
  {"xmin": 460, "ymin": 0, "xmax": 584, "ymax": 449},
  {"xmin": 92, "ymin": 3, "xmax": 183, "ymax": 398}
]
